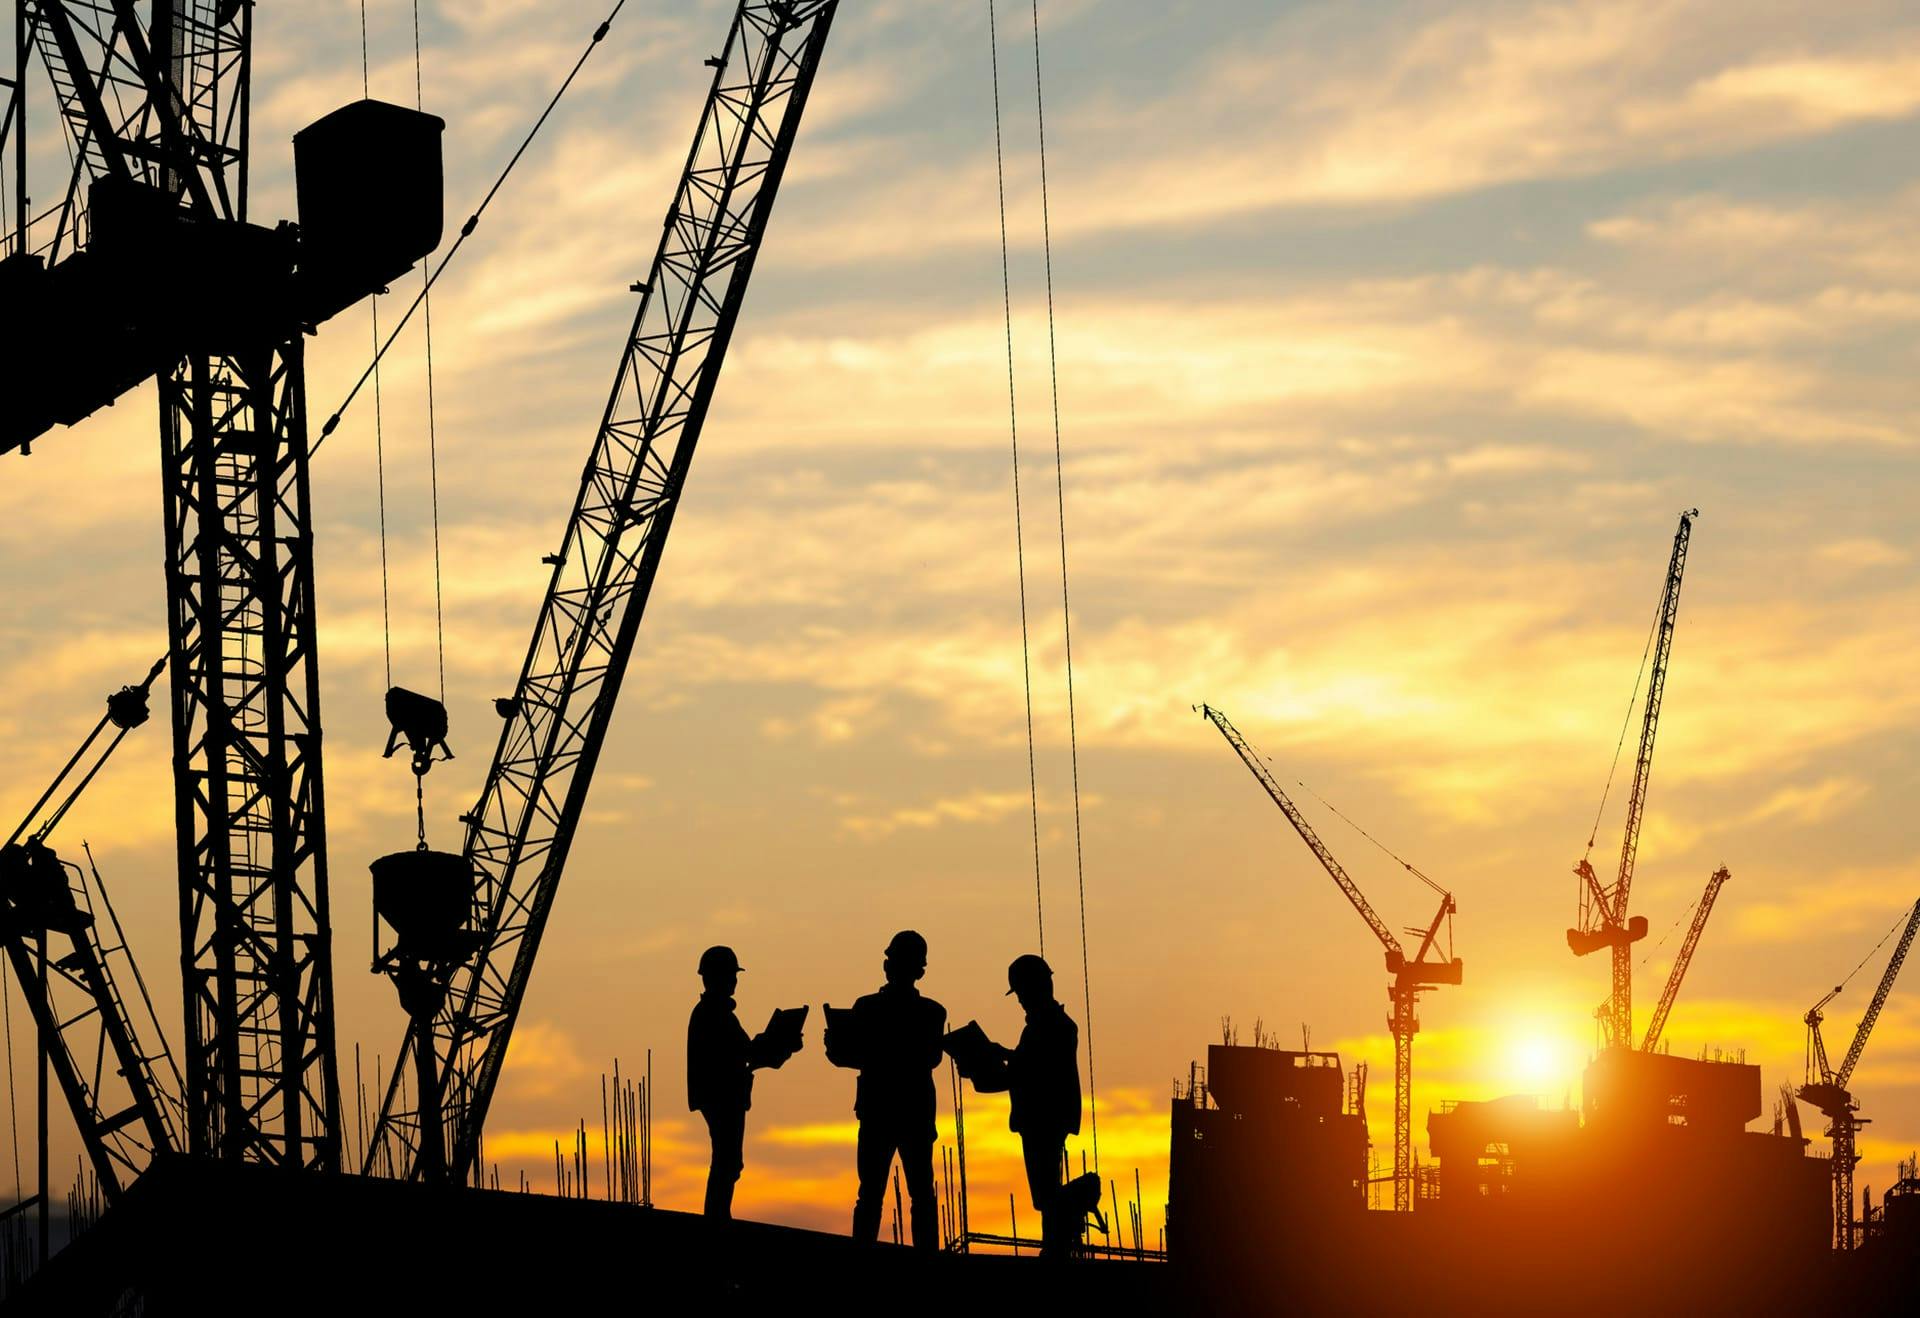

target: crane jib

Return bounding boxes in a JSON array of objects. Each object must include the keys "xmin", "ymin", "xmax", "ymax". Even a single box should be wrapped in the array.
[{"xmin": 364, "ymin": 1, "xmax": 842, "ymax": 1183}]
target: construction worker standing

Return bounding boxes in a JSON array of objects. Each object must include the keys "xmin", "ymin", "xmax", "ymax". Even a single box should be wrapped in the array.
[
  {"xmin": 837, "ymin": 930, "xmax": 948, "ymax": 1249},
  {"xmin": 687, "ymin": 945, "xmax": 793, "ymax": 1220},
  {"xmin": 974, "ymin": 953, "xmax": 1083, "ymax": 1258}
]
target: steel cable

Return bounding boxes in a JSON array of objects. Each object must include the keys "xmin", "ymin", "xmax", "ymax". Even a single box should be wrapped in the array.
[
  {"xmin": 1027, "ymin": 0, "xmax": 1096, "ymax": 1170},
  {"xmin": 988, "ymin": 0, "xmax": 1046, "ymax": 957}
]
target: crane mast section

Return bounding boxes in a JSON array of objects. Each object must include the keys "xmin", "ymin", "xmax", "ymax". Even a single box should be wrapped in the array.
[
  {"xmin": 367, "ymin": 0, "xmax": 840, "ymax": 1182},
  {"xmin": 1835, "ymin": 898, "xmax": 1920, "ymax": 1088},
  {"xmin": 1199, "ymin": 706, "xmax": 1401, "ymax": 957},
  {"xmin": 1641, "ymin": 866, "xmax": 1728, "ymax": 1053}
]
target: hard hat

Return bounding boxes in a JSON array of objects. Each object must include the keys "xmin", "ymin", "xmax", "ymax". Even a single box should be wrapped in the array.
[
  {"xmin": 698, "ymin": 945, "xmax": 742, "ymax": 976},
  {"xmin": 885, "ymin": 930, "xmax": 929, "ymax": 965},
  {"xmin": 1006, "ymin": 953, "xmax": 1052, "ymax": 995}
]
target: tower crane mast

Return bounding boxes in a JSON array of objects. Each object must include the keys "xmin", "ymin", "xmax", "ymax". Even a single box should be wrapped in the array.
[
  {"xmin": 1640, "ymin": 865, "xmax": 1730, "ymax": 1054},
  {"xmin": 6, "ymin": 1, "xmax": 444, "ymax": 1172},
  {"xmin": 1570, "ymin": 509, "xmax": 1697, "ymax": 1050},
  {"xmin": 366, "ymin": 0, "xmax": 841, "ymax": 1183},
  {"xmin": 1198, "ymin": 704, "xmax": 1462, "ymax": 1214},
  {"xmin": 1800, "ymin": 897, "xmax": 1920, "ymax": 1249}
]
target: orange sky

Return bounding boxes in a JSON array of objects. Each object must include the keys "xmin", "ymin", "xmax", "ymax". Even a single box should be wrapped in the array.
[{"xmin": 3, "ymin": 0, "xmax": 1919, "ymax": 1238}]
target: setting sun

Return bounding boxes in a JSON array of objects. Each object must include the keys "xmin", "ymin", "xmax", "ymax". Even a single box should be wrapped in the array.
[{"xmin": 1493, "ymin": 1019, "xmax": 1590, "ymax": 1100}]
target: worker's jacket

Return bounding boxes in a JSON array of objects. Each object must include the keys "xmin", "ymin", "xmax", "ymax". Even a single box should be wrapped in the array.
[
  {"xmin": 847, "ymin": 983, "xmax": 948, "ymax": 1140},
  {"xmin": 687, "ymin": 993, "xmax": 754, "ymax": 1114},
  {"xmin": 1007, "ymin": 1000, "xmax": 1082, "ymax": 1138}
]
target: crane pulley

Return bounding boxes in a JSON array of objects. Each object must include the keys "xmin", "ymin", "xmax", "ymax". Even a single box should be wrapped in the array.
[{"xmin": 1197, "ymin": 704, "xmax": 1461, "ymax": 1214}]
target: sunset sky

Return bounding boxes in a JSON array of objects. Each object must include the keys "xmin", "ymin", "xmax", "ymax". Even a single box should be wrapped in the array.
[{"xmin": 3, "ymin": 0, "xmax": 1918, "ymax": 1237}]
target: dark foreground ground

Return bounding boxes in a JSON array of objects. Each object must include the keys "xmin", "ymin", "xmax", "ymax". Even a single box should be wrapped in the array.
[
  {"xmin": 5, "ymin": 1157, "xmax": 1913, "ymax": 1316},
  {"xmin": 4, "ymin": 1156, "xmax": 1168, "ymax": 1316}
]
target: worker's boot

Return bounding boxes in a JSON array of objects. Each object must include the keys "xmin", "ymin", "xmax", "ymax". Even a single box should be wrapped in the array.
[
  {"xmin": 910, "ymin": 1196, "xmax": 939, "ymax": 1251},
  {"xmin": 851, "ymin": 1194, "xmax": 883, "ymax": 1244}
]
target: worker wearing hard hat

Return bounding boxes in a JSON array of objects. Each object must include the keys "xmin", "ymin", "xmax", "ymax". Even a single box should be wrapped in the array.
[
  {"xmin": 687, "ymin": 945, "xmax": 799, "ymax": 1220},
  {"xmin": 833, "ymin": 930, "xmax": 949, "ymax": 1250},
  {"xmin": 964, "ymin": 954, "xmax": 1084, "ymax": 1258}
]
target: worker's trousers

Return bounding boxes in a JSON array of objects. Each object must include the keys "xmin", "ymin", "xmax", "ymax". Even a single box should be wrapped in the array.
[
  {"xmin": 853, "ymin": 1119, "xmax": 938, "ymax": 1249},
  {"xmin": 701, "ymin": 1106, "xmax": 746, "ymax": 1219},
  {"xmin": 1021, "ymin": 1132, "xmax": 1076, "ymax": 1259}
]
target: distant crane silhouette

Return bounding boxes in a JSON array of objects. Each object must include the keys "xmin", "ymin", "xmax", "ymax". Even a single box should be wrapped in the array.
[
  {"xmin": 1799, "ymin": 897, "xmax": 1920, "ymax": 1249},
  {"xmin": 1640, "ymin": 866, "xmax": 1730, "ymax": 1054},
  {"xmin": 1198, "ymin": 704, "xmax": 1461, "ymax": 1213},
  {"xmin": 1570, "ymin": 510, "xmax": 1698, "ymax": 1051}
]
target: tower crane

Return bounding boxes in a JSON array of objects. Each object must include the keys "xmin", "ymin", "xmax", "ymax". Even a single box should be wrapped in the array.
[
  {"xmin": 364, "ymin": 0, "xmax": 841, "ymax": 1183},
  {"xmin": 1799, "ymin": 897, "xmax": 1920, "ymax": 1250},
  {"xmin": 1198, "ymin": 704, "xmax": 1462, "ymax": 1213},
  {"xmin": 0, "ymin": 661, "xmax": 178, "ymax": 1200},
  {"xmin": 1569, "ymin": 509, "xmax": 1697, "ymax": 1050},
  {"xmin": 1640, "ymin": 865, "xmax": 1729, "ymax": 1054},
  {"xmin": 3, "ymin": 2, "xmax": 443, "ymax": 1170}
]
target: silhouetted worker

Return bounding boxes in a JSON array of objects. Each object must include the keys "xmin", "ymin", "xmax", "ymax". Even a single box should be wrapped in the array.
[
  {"xmin": 977, "ymin": 953, "xmax": 1083, "ymax": 1259},
  {"xmin": 841, "ymin": 930, "xmax": 947, "ymax": 1249},
  {"xmin": 687, "ymin": 945, "xmax": 790, "ymax": 1220}
]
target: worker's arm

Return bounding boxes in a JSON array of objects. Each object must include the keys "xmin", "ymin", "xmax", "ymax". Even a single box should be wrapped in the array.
[{"xmin": 924, "ymin": 1004, "xmax": 949, "ymax": 1070}]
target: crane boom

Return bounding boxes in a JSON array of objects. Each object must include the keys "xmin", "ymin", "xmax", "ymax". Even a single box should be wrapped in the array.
[
  {"xmin": 366, "ymin": 0, "xmax": 841, "ymax": 1183},
  {"xmin": 1198, "ymin": 704, "xmax": 1401, "ymax": 958},
  {"xmin": 1610, "ymin": 509, "xmax": 1695, "ymax": 930},
  {"xmin": 1641, "ymin": 865, "xmax": 1729, "ymax": 1053},
  {"xmin": 1835, "ymin": 898, "xmax": 1920, "ymax": 1088}
]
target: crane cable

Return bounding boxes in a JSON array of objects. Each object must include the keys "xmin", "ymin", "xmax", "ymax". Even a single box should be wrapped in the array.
[
  {"xmin": 1281, "ymin": 757, "xmax": 1450, "ymax": 899},
  {"xmin": 1638, "ymin": 892, "xmax": 1701, "ymax": 968},
  {"xmin": 363, "ymin": 1, "xmax": 394, "ymax": 689},
  {"xmin": 1584, "ymin": 575, "xmax": 1664, "ymax": 866},
  {"xmin": 1827, "ymin": 905, "xmax": 1913, "ymax": 1001},
  {"xmin": 314, "ymin": 0, "xmax": 630, "ymax": 457},
  {"xmin": 987, "ymin": 0, "xmax": 1046, "ymax": 959},
  {"xmin": 1026, "ymin": 0, "xmax": 1098, "ymax": 1172},
  {"xmin": 414, "ymin": 0, "xmax": 447, "ymax": 699}
]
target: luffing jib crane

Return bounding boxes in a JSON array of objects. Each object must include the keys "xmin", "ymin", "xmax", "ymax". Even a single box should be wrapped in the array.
[
  {"xmin": 1569, "ymin": 509, "xmax": 1697, "ymax": 1050},
  {"xmin": 1199, "ymin": 704, "xmax": 1462, "ymax": 1214},
  {"xmin": 364, "ymin": 0, "xmax": 842, "ymax": 1183},
  {"xmin": 1799, "ymin": 896, "xmax": 1920, "ymax": 1250},
  {"xmin": 1640, "ymin": 865, "xmax": 1730, "ymax": 1054},
  {"xmin": 4, "ymin": 0, "xmax": 445, "ymax": 1171}
]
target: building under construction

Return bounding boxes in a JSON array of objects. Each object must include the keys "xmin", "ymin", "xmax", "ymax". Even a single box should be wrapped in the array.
[{"xmin": 1167, "ymin": 1037, "xmax": 1915, "ymax": 1314}]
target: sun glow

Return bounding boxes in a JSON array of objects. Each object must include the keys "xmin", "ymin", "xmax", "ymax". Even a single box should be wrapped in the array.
[{"xmin": 1497, "ymin": 1020, "xmax": 1589, "ymax": 1100}]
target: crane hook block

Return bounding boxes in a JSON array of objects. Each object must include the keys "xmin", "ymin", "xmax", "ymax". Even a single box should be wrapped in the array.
[{"xmin": 383, "ymin": 686, "xmax": 454, "ymax": 777}]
